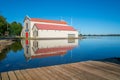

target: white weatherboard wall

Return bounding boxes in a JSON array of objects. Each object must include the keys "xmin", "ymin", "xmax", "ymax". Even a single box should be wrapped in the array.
[
  {"xmin": 32, "ymin": 39, "xmax": 78, "ymax": 48},
  {"xmin": 37, "ymin": 30, "xmax": 78, "ymax": 38}
]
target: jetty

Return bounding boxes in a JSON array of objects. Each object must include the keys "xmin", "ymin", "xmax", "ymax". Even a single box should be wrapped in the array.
[{"xmin": 0, "ymin": 61, "xmax": 120, "ymax": 80}]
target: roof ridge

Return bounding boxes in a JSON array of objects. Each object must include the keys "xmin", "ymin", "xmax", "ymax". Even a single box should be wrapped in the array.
[{"xmin": 30, "ymin": 18, "xmax": 67, "ymax": 24}]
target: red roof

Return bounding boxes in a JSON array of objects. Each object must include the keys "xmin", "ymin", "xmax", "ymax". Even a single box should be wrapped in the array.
[
  {"xmin": 34, "ymin": 23, "xmax": 76, "ymax": 31},
  {"xmin": 35, "ymin": 46, "xmax": 75, "ymax": 54},
  {"xmin": 31, "ymin": 51, "xmax": 66, "ymax": 58},
  {"xmin": 32, "ymin": 46, "xmax": 76, "ymax": 58},
  {"xmin": 30, "ymin": 18, "xmax": 67, "ymax": 24}
]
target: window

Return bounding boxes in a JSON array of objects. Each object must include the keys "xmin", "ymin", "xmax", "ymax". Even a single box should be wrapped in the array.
[
  {"xmin": 68, "ymin": 39, "xmax": 75, "ymax": 43},
  {"xmin": 33, "ymin": 30, "xmax": 38, "ymax": 37},
  {"xmin": 33, "ymin": 30, "xmax": 35, "ymax": 37},
  {"xmin": 36, "ymin": 30, "xmax": 38, "ymax": 36},
  {"xmin": 68, "ymin": 34, "xmax": 75, "ymax": 38},
  {"xmin": 33, "ymin": 40, "xmax": 38, "ymax": 50},
  {"xmin": 26, "ymin": 23, "xmax": 28, "ymax": 29},
  {"xmin": 26, "ymin": 23, "xmax": 29, "ymax": 32},
  {"xmin": 26, "ymin": 46, "xmax": 29, "ymax": 54}
]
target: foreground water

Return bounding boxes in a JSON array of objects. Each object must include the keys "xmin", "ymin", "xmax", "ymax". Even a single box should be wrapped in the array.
[{"xmin": 0, "ymin": 36, "xmax": 120, "ymax": 72}]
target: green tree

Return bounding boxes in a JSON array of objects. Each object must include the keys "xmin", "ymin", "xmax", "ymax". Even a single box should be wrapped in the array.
[
  {"xmin": 0, "ymin": 15, "xmax": 7, "ymax": 36},
  {"xmin": 10, "ymin": 22, "xmax": 22, "ymax": 36},
  {"xmin": 0, "ymin": 15, "xmax": 22, "ymax": 36},
  {"xmin": 17, "ymin": 23, "xmax": 22, "ymax": 35}
]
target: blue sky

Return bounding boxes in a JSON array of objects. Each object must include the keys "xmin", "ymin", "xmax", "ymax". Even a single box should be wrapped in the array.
[{"xmin": 0, "ymin": 0, "xmax": 120, "ymax": 34}]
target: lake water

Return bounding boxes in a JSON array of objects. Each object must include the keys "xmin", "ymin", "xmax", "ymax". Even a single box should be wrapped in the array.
[{"xmin": 0, "ymin": 36, "xmax": 120, "ymax": 72}]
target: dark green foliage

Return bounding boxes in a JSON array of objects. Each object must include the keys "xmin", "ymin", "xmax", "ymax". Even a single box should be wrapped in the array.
[
  {"xmin": 0, "ymin": 15, "xmax": 7, "ymax": 36},
  {"xmin": 10, "ymin": 22, "xmax": 22, "ymax": 36},
  {"xmin": 0, "ymin": 15, "xmax": 22, "ymax": 36}
]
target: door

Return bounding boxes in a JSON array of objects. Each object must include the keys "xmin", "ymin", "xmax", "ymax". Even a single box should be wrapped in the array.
[
  {"xmin": 68, "ymin": 34, "xmax": 75, "ymax": 38},
  {"xmin": 26, "ymin": 32, "xmax": 28, "ymax": 38}
]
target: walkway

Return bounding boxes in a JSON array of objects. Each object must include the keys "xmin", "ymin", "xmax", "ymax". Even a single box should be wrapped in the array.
[{"xmin": 0, "ymin": 61, "xmax": 120, "ymax": 80}]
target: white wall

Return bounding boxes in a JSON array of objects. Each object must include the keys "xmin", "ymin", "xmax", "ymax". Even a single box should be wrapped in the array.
[
  {"xmin": 36, "ymin": 30, "xmax": 78, "ymax": 38},
  {"xmin": 33, "ymin": 39, "xmax": 78, "ymax": 48},
  {"xmin": 21, "ymin": 18, "xmax": 31, "ymax": 37}
]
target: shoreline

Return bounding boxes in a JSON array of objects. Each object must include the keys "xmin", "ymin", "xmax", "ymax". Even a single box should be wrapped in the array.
[{"xmin": 0, "ymin": 40, "xmax": 14, "ymax": 53}]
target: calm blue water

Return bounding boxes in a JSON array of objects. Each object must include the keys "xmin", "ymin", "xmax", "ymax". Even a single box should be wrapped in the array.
[{"xmin": 0, "ymin": 36, "xmax": 120, "ymax": 72}]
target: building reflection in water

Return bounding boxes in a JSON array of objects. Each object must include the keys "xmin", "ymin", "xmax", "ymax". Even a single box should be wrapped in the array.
[{"xmin": 21, "ymin": 39, "xmax": 78, "ymax": 61}]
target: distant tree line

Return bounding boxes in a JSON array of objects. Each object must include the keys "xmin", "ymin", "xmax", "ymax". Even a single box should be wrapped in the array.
[
  {"xmin": 0, "ymin": 15, "xmax": 22, "ymax": 36},
  {"xmin": 82, "ymin": 34, "xmax": 120, "ymax": 36}
]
